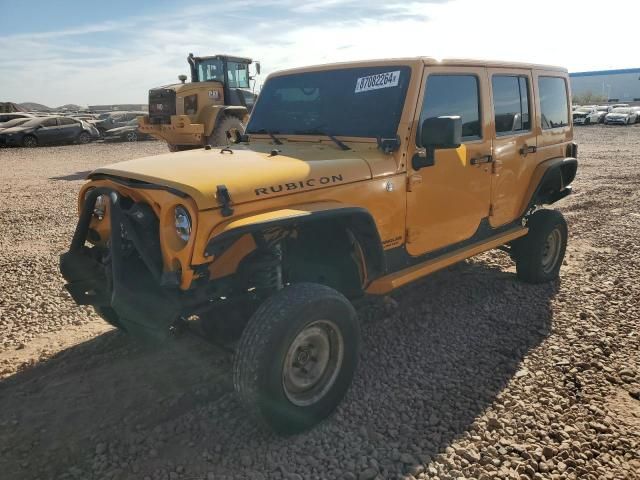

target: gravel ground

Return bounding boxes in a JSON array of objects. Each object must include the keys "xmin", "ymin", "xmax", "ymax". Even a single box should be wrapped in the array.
[{"xmin": 0, "ymin": 127, "xmax": 638, "ymax": 480}]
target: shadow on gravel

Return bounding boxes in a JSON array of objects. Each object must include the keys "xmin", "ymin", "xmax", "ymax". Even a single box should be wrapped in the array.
[
  {"xmin": 0, "ymin": 258, "xmax": 559, "ymax": 479},
  {"xmin": 49, "ymin": 170, "xmax": 92, "ymax": 181}
]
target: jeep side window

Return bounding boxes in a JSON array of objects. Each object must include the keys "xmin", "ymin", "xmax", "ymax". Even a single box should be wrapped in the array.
[
  {"xmin": 492, "ymin": 75, "xmax": 530, "ymax": 135},
  {"xmin": 538, "ymin": 76, "xmax": 569, "ymax": 129},
  {"xmin": 419, "ymin": 75, "xmax": 481, "ymax": 141}
]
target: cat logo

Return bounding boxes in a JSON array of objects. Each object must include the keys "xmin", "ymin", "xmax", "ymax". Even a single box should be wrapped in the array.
[{"xmin": 208, "ymin": 90, "xmax": 220, "ymax": 100}]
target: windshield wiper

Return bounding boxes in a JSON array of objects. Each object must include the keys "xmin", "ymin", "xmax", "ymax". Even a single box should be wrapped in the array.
[
  {"xmin": 251, "ymin": 129, "xmax": 282, "ymax": 145},
  {"xmin": 294, "ymin": 129, "xmax": 351, "ymax": 151}
]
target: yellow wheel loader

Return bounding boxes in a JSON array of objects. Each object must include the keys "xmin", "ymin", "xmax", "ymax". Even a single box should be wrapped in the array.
[{"xmin": 138, "ymin": 53, "xmax": 260, "ymax": 151}]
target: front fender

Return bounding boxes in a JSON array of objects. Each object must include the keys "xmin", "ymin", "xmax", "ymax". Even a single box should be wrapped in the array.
[{"xmin": 204, "ymin": 202, "xmax": 385, "ymax": 280}]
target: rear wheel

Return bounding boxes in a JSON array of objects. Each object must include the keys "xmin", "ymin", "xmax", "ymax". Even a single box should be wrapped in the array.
[
  {"xmin": 512, "ymin": 209, "xmax": 567, "ymax": 283},
  {"xmin": 22, "ymin": 135, "xmax": 37, "ymax": 148},
  {"xmin": 233, "ymin": 283, "xmax": 360, "ymax": 434},
  {"xmin": 206, "ymin": 115, "xmax": 245, "ymax": 146}
]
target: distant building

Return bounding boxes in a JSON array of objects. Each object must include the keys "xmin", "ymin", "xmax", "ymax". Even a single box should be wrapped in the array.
[
  {"xmin": 88, "ymin": 104, "xmax": 148, "ymax": 113},
  {"xmin": 570, "ymin": 68, "xmax": 640, "ymax": 102}
]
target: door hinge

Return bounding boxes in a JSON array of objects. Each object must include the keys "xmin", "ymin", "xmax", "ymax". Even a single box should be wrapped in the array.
[{"xmin": 406, "ymin": 174, "xmax": 422, "ymax": 192}]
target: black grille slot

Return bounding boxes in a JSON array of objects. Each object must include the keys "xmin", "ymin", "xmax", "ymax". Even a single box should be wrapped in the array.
[{"xmin": 148, "ymin": 88, "xmax": 176, "ymax": 124}]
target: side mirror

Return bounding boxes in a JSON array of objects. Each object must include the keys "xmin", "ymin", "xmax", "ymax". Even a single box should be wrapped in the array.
[
  {"xmin": 255, "ymin": 61, "xmax": 261, "ymax": 75},
  {"xmin": 413, "ymin": 116, "xmax": 462, "ymax": 169}
]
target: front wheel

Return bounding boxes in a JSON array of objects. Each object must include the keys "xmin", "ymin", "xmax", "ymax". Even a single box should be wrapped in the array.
[
  {"xmin": 233, "ymin": 283, "xmax": 360, "ymax": 434},
  {"xmin": 585, "ymin": 118, "xmax": 591, "ymax": 125},
  {"xmin": 124, "ymin": 131, "xmax": 138, "ymax": 142},
  {"xmin": 22, "ymin": 135, "xmax": 38, "ymax": 148},
  {"xmin": 206, "ymin": 115, "xmax": 245, "ymax": 146},
  {"xmin": 512, "ymin": 209, "xmax": 568, "ymax": 283},
  {"xmin": 78, "ymin": 131, "xmax": 91, "ymax": 144}
]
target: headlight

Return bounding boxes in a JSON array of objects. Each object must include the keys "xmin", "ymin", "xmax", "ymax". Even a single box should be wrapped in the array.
[
  {"xmin": 94, "ymin": 194, "xmax": 106, "ymax": 219},
  {"xmin": 84, "ymin": 190, "xmax": 107, "ymax": 219},
  {"xmin": 174, "ymin": 205, "xmax": 191, "ymax": 243}
]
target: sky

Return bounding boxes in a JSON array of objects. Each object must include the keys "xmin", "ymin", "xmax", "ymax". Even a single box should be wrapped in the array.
[{"xmin": 1, "ymin": 0, "xmax": 638, "ymax": 107}]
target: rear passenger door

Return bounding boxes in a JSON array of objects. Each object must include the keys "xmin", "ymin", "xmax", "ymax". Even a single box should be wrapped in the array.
[
  {"xmin": 488, "ymin": 68, "xmax": 537, "ymax": 227},
  {"xmin": 58, "ymin": 117, "xmax": 82, "ymax": 142},
  {"xmin": 534, "ymin": 72, "xmax": 572, "ymax": 162},
  {"xmin": 405, "ymin": 66, "xmax": 493, "ymax": 256},
  {"xmin": 36, "ymin": 117, "xmax": 62, "ymax": 144}
]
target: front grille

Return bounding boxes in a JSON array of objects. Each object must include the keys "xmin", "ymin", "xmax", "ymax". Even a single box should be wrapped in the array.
[{"xmin": 148, "ymin": 88, "xmax": 176, "ymax": 125}]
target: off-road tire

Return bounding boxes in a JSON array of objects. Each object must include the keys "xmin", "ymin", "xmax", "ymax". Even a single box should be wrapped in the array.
[
  {"xmin": 78, "ymin": 131, "xmax": 91, "ymax": 144},
  {"xmin": 206, "ymin": 115, "xmax": 245, "ymax": 146},
  {"xmin": 22, "ymin": 135, "xmax": 37, "ymax": 148},
  {"xmin": 233, "ymin": 283, "xmax": 360, "ymax": 434},
  {"xmin": 512, "ymin": 209, "xmax": 568, "ymax": 284}
]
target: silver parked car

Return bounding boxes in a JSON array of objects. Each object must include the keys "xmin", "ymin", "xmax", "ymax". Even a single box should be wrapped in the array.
[{"xmin": 604, "ymin": 107, "xmax": 638, "ymax": 125}]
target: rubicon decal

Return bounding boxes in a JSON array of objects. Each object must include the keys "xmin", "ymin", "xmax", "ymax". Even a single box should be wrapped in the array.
[{"xmin": 255, "ymin": 174, "xmax": 344, "ymax": 196}]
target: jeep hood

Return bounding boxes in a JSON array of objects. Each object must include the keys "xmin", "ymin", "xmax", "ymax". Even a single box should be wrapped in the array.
[{"xmin": 90, "ymin": 144, "xmax": 375, "ymax": 210}]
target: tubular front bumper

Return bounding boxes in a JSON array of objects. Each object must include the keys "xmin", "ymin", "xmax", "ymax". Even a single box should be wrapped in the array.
[
  {"xmin": 59, "ymin": 188, "xmax": 181, "ymax": 338},
  {"xmin": 138, "ymin": 115, "xmax": 205, "ymax": 145}
]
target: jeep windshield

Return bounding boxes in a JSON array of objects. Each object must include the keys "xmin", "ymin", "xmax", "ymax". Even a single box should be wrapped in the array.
[{"xmin": 247, "ymin": 66, "xmax": 411, "ymax": 138}]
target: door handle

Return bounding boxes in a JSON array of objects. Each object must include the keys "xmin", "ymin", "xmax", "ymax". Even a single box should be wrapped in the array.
[
  {"xmin": 470, "ymin": 154, "xmax": 493, "ymax": 165},
  {"xmin": 519, "ymin": 145, "xmax": 537, "ymax": 156}
]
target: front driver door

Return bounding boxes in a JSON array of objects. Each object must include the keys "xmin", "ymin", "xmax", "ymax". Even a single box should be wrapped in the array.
[{"xmin": 405, "ymin": 66, "xmax": 493, "ymax": 256}]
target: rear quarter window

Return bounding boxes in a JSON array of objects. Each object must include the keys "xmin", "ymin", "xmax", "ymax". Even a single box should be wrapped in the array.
[{"xmin": 538, "ymin": 76, "xmax": 569, "ymax": 129}]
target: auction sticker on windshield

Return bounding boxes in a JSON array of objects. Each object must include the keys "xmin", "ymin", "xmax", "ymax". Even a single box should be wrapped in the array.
[{"xmin": 355, "ymin": 71, "xmax": 401, "ymax": 93}]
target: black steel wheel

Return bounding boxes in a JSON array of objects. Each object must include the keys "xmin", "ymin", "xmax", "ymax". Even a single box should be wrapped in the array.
[
  {"xmin": 512, "ymin": 209, "xmax": 568, "ymax": 283},
  {"xmin": 233, "ymin": 283, "xmax": 360, "ymax": 434}
]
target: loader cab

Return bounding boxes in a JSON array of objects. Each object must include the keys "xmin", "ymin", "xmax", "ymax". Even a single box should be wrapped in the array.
[{"xmin": 188, "ymin": 54, "xmax": 257, "ymax": 109}]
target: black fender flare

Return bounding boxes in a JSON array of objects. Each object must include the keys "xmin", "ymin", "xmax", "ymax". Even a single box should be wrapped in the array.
[
  {"xmin": 204, "ymin": 206, "xmax": 385, "ymax": 282},
  {"xmin": 522, "ymin": 156, "xmax": 577, "ymax": 214}
]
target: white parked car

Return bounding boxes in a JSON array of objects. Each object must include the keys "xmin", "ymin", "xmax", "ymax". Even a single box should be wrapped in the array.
[
  {"xmin": 595, "ymin": 105, "xmax": 612, "ymax": 123},
  {"xmin": 572, "ymin": 107, "xmax": 600, "ymax": 125},
  {"xmin": 604, "ymin": 107, "xmax": 638, "ymax": 125}
]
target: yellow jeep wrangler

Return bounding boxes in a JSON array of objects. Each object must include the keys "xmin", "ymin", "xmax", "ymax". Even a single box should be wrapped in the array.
[{"xmin": 60, "ymin": 57, "xmax": 577, "ymax": 433}]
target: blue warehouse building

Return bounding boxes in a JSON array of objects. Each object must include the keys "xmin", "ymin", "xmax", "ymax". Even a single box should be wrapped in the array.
[{"xmin": 570, "ymin": 68, "xmax": 640, "ymax": 102}]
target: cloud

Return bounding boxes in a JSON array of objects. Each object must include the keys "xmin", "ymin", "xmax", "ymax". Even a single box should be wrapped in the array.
[{"xmin": 0, "ymin": 0, "xmax": 638, "ymax": 106}]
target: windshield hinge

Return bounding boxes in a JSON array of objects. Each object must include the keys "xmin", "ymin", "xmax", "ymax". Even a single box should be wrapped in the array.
[
  {"xmin": 216, "ymin": 185, "xmax": 234, "ymax": 217},
  {"xmin": 377, "ymin": 135, "xmax": 401, "ymax": 154}
]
